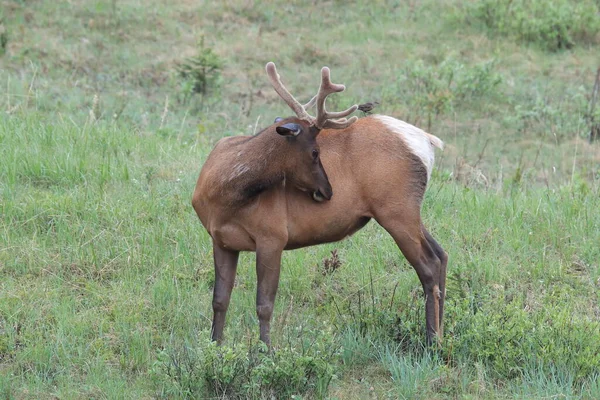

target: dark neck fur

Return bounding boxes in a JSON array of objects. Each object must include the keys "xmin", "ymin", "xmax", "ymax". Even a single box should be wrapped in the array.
[{"xmin": 224, "ymin": 131, "xmax": 289, "ymax": 204}]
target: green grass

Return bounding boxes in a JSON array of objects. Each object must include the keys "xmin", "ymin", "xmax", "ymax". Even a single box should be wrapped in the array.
[{"xmin": 1, "ymin": 0, "xmax": 600, "ymax": 398}]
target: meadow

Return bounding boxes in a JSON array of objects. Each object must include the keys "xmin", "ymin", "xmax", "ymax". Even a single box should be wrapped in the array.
[{"xmin": 1, "ymin": 0, "xmax": 599, "ymax": 398}]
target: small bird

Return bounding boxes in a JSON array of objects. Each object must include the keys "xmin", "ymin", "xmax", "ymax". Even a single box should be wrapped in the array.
[{"xmin": 357, "ymin": 101, "xmax": 380, "ymax": 116}]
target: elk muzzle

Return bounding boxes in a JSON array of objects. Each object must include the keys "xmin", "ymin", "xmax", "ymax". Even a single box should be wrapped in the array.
[{"xmin": 312, "ymin": 183, "xmax": 332, "ymax": 202}]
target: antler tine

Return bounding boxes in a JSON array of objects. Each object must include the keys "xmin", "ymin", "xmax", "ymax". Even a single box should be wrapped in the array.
[
  {"xmin": 325, "ymin": 105, "xmax": 359, "ymax": 120},
  {"xmin": 303, "ymin": 95, "xmax": 317, "ymax": 110},
  {"xmin": 323, "ymin": 116, "xmax": 359, "ymax": 130},
  {"xmin": 266, "ymin": 62, "xmax": 314, "ymax": 123},
  {"xmin": 314, "ymin": 67, "xmax": 358, "ymax": 130},
  {"xmin": 266, "ymin": 62, "xmax": 358, "ymax": 130}
]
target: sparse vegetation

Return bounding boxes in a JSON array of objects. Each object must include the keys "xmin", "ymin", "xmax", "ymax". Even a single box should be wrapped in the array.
[
  {"xmin": 176, "ymin": 36, "xmax": 223, "ymax": 104},
  {"xmin": 466, "ymin": 0, "xmax": 600, "ymax": 51},
  {"xmin": 0, "ymin": 0, "xmax": 599, "ymax": 398},
  {"xmin": 383, "ymin": 58, "xmax": 502, "ymax": 130}
]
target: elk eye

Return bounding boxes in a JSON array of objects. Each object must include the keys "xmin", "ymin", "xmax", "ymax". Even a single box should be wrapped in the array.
[{"xmin": 312, "ymin": 149, "xmax": 319, "ymax": 159}]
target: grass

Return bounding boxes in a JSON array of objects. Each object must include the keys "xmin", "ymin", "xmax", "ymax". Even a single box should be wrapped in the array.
[{"xmin": 1, "ymin": 0, "xmax": 600, "ymax": 398}]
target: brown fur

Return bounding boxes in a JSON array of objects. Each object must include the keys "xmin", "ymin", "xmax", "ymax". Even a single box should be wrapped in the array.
[
  {"xmin": 194, "ymin": 117, "xmax": 426, "ymax": 250},
  {"xmin": 192, "ymin": 115, "xmax": 447, "ymax": 347}
]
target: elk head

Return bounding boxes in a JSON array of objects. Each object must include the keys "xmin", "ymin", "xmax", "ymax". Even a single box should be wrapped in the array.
[
  {"xmin": 266, "ymin": 62, "xmax": 358, "ymax": 202},
  {"xmin": 272, "ymin": 117, "xmax": 331, "ymax": 201}
]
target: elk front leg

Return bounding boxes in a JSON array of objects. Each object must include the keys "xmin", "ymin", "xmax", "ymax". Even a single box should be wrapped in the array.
[
  {"xmin": 255, "ymin": 244, "xmax": 283, "ymax": 347},
  {"xmin": 211, "ymin": 242, "xmax": 239, "ymax": 343}
]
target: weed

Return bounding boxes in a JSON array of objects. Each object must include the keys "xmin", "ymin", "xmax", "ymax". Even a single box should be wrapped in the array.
[
  {"xmin": 378, "ymin": 348, "xmax": 442, "ymax": 399},
  {"xmin": 322, "ymin": 249, "xmax": 342, "ymax": 275},
  {"xmin": 89, "ymin": 93, "xmax": 100, "ymax": 122},
  {"xmin": 0, "ymin": 374, "xmax": 12, "ymax": 400}
]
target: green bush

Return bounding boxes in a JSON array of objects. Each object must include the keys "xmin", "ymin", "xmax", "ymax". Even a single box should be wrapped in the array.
[
  {"xmin": 176, "ymin": 37, "xmax": 223, "ymax": 103},
  {"xmin": 466, "ymin": 0, "xmax": 600, "ymax": 51},
  {"xmin": 152, "ymin": 329, "xmax": 338, "ymax": 399}
]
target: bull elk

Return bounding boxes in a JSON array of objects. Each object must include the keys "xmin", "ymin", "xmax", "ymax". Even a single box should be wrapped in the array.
[{"xmin": 192, "ymin": 62, "xmax": 447, "ymax": 346}]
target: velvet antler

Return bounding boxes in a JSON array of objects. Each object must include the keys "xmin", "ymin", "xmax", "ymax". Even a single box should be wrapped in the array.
[{"xmin": 266, "ymin": 62, "xmax": 358, "ymax": 130}]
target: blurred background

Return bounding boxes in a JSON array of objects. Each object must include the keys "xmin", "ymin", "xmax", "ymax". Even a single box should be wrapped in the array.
[{"xmin": 2, "ymin": 0, "xmax": 599, "ymax": 184}]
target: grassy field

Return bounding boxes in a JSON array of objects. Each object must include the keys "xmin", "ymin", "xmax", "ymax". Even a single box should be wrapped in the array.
[{"xmin": 1, "ymin": 0, "xmax": 600, "ymax": 398}]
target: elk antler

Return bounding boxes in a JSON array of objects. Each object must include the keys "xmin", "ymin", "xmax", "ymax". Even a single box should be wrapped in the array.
[{"xmin": 266, "ymin": 62, "xmax": 358, "ymax": 130}]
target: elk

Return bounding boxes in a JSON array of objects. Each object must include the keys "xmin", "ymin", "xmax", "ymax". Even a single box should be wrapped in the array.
[{"xmin": 192, "ymin": 62, "xmax": 447, "ymax": 347}]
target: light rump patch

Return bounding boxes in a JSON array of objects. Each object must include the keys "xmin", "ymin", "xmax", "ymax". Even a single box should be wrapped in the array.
[{"xmin": 374, "ymin": 115, "xmax": 444, "ymax": 180}]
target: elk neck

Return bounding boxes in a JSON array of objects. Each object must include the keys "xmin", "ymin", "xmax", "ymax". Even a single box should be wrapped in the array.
[{"xmin": 224, "ymin": 129, "xmax": 294, "ymax": 204}]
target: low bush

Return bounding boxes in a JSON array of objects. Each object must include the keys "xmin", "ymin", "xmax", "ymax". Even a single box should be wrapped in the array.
[
  {"xmin": 152, "ymin": 328, "xmax": 338, "ymax": 399},
  {"xmin": 176, "ymin": 37, "xmax": 223, "ymax": 104}
]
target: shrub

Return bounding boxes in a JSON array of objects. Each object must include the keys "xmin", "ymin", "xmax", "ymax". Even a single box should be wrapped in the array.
[
  {"xmin": 152, "ymin": 329, "xmax": 338, "ymax": 399},
  {"xmin": 466, "ymin": 0, "xmax": 600, "ymax": 51},
  {"xmin": 176, "ymin": 37, "xmax": 223, "ymax": 103}
]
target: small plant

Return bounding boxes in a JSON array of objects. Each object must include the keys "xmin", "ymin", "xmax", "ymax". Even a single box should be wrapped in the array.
[
  {"xmin": 465, "ymin": 0, "xmax": 600, "ymax": 51},
  {"xmin": 176, "ymin": 37, "xmax": 223, "ymax": 103},
  {"xmin": 322, "ymin": 249, "xmax": 342, "ymax": 275}
]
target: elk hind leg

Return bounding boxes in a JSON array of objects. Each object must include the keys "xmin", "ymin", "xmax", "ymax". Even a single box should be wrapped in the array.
[
  {"xmin": 376, "ymin": 214, "xmax": 444, "ymax": 345},
  {"xmin": 423, "ymin": 227, "xmax": 447, "ymax": 337}
]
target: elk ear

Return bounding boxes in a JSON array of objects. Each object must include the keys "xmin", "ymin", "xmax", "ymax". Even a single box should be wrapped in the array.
[
  {"xmin": 274, "ymin": 117, "xmax": 284, "ymax": 123},
  {"xmin": 276, "ymin": 123, "xmax": 302, "ymax": 137}
]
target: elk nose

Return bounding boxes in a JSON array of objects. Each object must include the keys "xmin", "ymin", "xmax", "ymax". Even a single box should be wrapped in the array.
[{"xmin": 320, "ymin": 184, "xmax": 333, "ymax": 201}]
